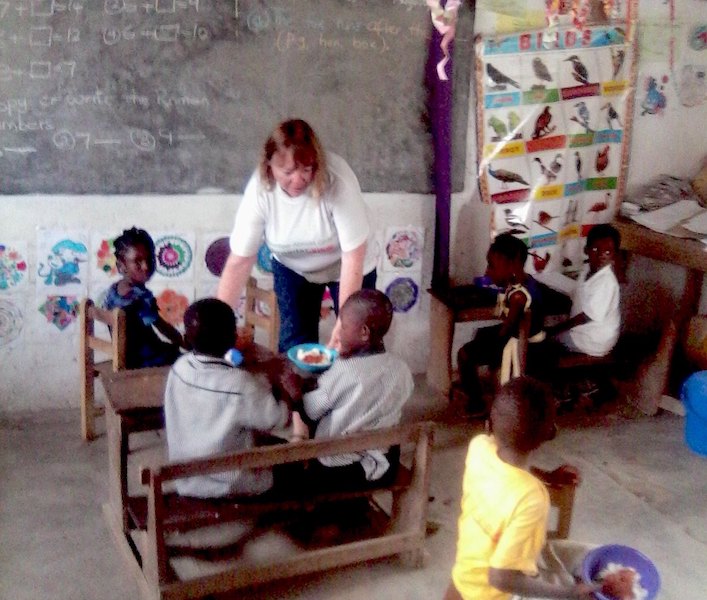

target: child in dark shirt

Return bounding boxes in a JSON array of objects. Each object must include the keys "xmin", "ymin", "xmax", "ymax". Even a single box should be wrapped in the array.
[
  {"xmin": 455, "ymin": 233, "xmax": 545, "ymax": 416},
  {"xmin": 101, "ymin": 227, "xmax": 183, "ymax": 368}
]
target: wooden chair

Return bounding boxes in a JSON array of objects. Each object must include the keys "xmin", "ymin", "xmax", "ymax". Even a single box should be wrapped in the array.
[
  {"xmin": 243, "ymin": 276, "xmax": 279, "ymax": 352},
  {"xmin": 79, "ymin": 298, "xmax": 127, "ymax": 441}
]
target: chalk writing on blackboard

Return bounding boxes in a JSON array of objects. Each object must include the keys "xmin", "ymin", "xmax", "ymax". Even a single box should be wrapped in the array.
[{"xmin": 0, "ymin": 0, "xmax": 474, "ymax": 194}]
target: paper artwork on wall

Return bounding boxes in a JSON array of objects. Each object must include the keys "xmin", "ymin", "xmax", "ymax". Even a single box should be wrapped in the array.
[
  {"xmin": 0, "ymin": 298, "xmax": 24, "ymax": 347},
  {"xmin": 38, "ymin": 294, "xmax": 80, "ymax": 331},
  {"xmin": 89, "ymin": 232, "xmax": 120, "ymax": 284},
  {"xmin": 476, "ymin": 22, "xmax": 637, "ymax": 277},
  {"xmin": 0, "ymin": 242, "xmax": 29, "ymax": 291},
  {"xmin": 151, "ymin": 232, "xmax": 195, "ymax": 282},
  {"xmin": 202, "ymin": 235, "xmax": 230, "ymax": 279},
  {"xmin": 381, "ymin": 275, "xmax": 421, "ymax": 314},
  {"xmin": 151, "ymin": 284, "xmax": 194, "ymax": 331},
  {"xmin": 639, "ymin": 73, "xmax": 669, "ymax": 116},
  {"xmin": 36, "ymin": 229, "xmax": 89, "ymax": 295},
  {"xmin": 382, "ymin": 227, "xmax": 424, "ymax": 273},
  {"xmin": 677, "ymin": 64, "xmax": 706, "ymax": 107}
]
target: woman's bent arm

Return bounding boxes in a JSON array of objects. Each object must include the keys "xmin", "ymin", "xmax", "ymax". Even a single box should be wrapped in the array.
[{"xmin": 217, "ymin": 253, "xmax": 257, "ymax": 310}]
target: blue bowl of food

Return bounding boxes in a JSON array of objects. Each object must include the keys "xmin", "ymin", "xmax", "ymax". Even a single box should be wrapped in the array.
[
  {"xmin": 287, "ymin": 343, "xmax": 337, "ymax": 373},
  {"xmin": 582, "ymin": 544, "xmax": 660, "ymax": 600}
]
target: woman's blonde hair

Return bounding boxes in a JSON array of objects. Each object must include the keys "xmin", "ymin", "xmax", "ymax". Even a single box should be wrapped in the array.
[{"xmin": 258, "ymin": 119, "xmax": 329, "ymax": 199}]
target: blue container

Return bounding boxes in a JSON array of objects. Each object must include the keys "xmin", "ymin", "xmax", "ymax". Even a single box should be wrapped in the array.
[
  {"xmin": 582, "ymin": 544, "xmax": 660, "ymax": 600},
  {"xmin": 681, "ymin": 371, "xmax": 707, "ymax": 456}
]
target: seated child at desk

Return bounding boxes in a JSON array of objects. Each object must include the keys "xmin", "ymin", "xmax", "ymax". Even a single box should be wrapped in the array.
[
  {"xmin": 101, "ymin": 227, "xmax": 183, "ymax": 369},
  {"xmin": 301, "ymin": 289, "xmax": 414, "ymax": 490},
  {"xmin": 454, "ymin": 233, "xmax": 545, "ymax": 416},
  {"xmin": 165, "ymin": 298, "xmax": 292, "ymax": 498},
  {"xmin": 445, "ymin": 377, "xmax": 601, "ymax": 600},
  {"xmin": 545, "ymin": 224, "xmax": 621, "ymax": 358}
]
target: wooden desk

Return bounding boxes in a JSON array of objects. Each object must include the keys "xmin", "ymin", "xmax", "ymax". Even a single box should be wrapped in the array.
[
  {"xmin": 614, "ymin": 218, "xmax": 707, "ymax": 413},
  {"xmin": 425, "ymin": 283, "xmax": 572, "ymax": 394},
  {"xmin": 426, "ymin": 286, "xmax": 499, "ymax": 394}
]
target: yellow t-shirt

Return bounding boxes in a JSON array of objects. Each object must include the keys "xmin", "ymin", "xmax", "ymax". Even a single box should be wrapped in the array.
[{"xmin": 451, "ymin": 434, "xmax": 549, "ymax": 600}]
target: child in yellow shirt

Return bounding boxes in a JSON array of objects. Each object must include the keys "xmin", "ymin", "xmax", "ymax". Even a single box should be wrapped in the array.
[{"xmin": 445, "ymin": 377, "xmax": 603, "ymax": 600}]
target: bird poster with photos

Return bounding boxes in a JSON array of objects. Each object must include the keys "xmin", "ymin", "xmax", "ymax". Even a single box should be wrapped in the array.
[{"xmin": 476, "ymin": 24, "xmax": 637, "ymax": 278}]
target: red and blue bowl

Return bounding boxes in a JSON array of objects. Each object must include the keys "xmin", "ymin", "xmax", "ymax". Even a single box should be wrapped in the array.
[{"xmin": 581, "ymin": 544, "xmax": 660, "ymax": 600}]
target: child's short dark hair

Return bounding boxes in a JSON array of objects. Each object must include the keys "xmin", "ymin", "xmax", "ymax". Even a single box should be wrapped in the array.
[
  {"xmin": 490, "ymin": 376, "xmax": 556, "ymax": 454},
  {"xmin": 114, "ymin": 227, "xmax": 156, "ymax": 274},
  {"xmin": 490, "ymin": 233, "xmax": 528, "ymax": 264},
  {"xmin": 586, "ymin": 223, "xmax": 620, "ymax": 250},
  {"xmin": 183, "ymin": 298, "xmax": 236, "ymax": 357},
  {"xmin": 342, "ymin": 289, "xmax": 393, "ymax": 341}
]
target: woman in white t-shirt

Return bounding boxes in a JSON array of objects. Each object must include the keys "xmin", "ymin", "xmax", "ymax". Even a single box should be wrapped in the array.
[{"xmin": 217, "ymin": 119, "xmax": 377, "ymax": 353}]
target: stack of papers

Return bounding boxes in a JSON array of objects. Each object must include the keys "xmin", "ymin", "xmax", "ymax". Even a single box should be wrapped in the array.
[{"xmin": 631, "ymin": 200, "xmax": 707, "ymax": 241}]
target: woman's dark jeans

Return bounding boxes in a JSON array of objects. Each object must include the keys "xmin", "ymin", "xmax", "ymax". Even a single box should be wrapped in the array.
[{"xmin": 271, "ymin": 259, "xmax": 377, "ymax": 353}]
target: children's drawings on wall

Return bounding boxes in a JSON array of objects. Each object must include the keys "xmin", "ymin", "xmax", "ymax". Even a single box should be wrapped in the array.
[
  {"xmin": 383, "ymin": 227, "xmax": 425, "ymax": 273},
  {"xmin": 151, "ymin": 233, "xmax": 195, "ymax": 281},
  {"xmin": 476, "ymin": 23, "xmax": 636, "ymax": 277},
  {"xmin": 0, "ymin": 298, "xmax": 23, "ymax": 347},
  {"xmin": 153, "ymin": 285, "xmax": 193, "ymax": 331},
  {"xmin": 640, "ymin": 74, "xmax": 669, "ymax": 115},
  {"xmin": 677, "ymin": 64, "xmax": 707, "ymax": 106},
  {"xmin": 382, "ymin": 276, "xmax": 420, "ymax": 314},
  {"xmin": 0, "ymin": 243, "xmax": 28, "ymax": 291},
  {"xmin": 36, "ymin": 230, "xmax": 89, "ymax": 295},
  {"xmin": 90, "ymin": 233, "xmax": 119, "ymax": 282},
  {"xmin": 203, "ymin": 235, "xmax": 230, "ymax": 279},
  {"xmin": 38, "ymin": 294, "xmax": 79, "ymax": 331}
]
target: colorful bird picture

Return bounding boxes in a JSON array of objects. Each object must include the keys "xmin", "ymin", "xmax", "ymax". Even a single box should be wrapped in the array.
[
  {"xmin": 574, "ymin": 151, "xmax": 583, "ymax": 180},
  {"xmin": 533, "ymin": 157, "xmax": 557, "ymax": 183},
  {"xmin": 529, "ymin": 250, "xmax": 551, "ymax": 273},
  {"xmin": 532, "ymin": 56, "xmax": 553, "ymax": 88},
  {"xmin": 601, "ymin": 102, "xmax": 623, "ymax": 129},
  {"xmin": 565, "ymin": 55, "xmax": 589, "ymax": 85},
  {"xmin": 570, "ymin": 101, "xmax": 593, "ymax": 133},
  {"xmin": 488, "ymin": 115, "xmax": 508, "ymax": 141},
  {"xmin": 595, "ymin": 145, "xmax": 610, "ymax": 173},
  {"xmin": 532, "ymin": 106, "xmax": 556, "ymax": 139},
  {"xmin": 534, "ymin": 210, "xmax": 558, "ymax": 233},
  {"xmin": 488, "ymin": 164, "xmax": 529, "ymax": 189},
  {"xmin": 610, "ymin": 47, "xmax": 626, "ymax": 80},
  {"xmin": 486, "ymin": 62, "xmax": 520, "ymax": 90}
]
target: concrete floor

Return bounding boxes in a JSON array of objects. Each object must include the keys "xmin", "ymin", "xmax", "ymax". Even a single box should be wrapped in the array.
[{"xmin": 1, "ymin": 378, "xmax": 706, "ymax": 600}]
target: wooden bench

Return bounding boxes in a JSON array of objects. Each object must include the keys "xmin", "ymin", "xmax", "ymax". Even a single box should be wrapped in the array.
[{"xmin": 104, "ymin": 422, "xmax": 435, "ymax": 600}]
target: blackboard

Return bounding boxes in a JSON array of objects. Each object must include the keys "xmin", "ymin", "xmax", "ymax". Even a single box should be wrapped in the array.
[{"xmin": 0, "ymin": 0, "xmax": 474, "ymax": 194}]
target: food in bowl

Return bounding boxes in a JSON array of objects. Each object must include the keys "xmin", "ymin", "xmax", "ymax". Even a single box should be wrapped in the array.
[
  {"xmin": 598, "ymin": 563, "xmax": 648, "ymax": 600},
  {"xmin": 296, "ymin": 347, "xmax": 331, "ymax": 366}
]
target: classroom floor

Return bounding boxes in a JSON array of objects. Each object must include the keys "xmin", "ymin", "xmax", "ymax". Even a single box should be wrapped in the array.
[{"xmin": 1, "ymin": 377, "xmax": 706, "ymax": 600}]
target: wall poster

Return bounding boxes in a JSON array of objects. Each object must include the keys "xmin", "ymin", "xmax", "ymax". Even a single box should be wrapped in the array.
[{"xmin": 476, "ymin": 22, "xmax": 637, "ymax": 276}]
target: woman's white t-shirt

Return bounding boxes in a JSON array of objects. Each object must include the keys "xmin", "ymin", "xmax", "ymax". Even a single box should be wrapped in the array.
[{"xmin": 230, "ymin": 153, "xmax": 377, "ymax": 283}]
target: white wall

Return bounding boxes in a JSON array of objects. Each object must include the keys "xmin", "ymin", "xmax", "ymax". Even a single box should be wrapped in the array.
[{"xmin": 0, "ymin": 193, "xmax": 435, "ymax": 411}]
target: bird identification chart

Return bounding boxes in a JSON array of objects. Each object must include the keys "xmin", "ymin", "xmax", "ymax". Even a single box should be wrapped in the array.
[{"xmin": 476, "ymin": 25, "xmax": 637, "ymax": 276}]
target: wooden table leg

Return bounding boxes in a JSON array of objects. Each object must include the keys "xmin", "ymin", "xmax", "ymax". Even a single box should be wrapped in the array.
[{"xmin": 427, "ymin": 296, "xmax": 455, "ymax": 395}]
